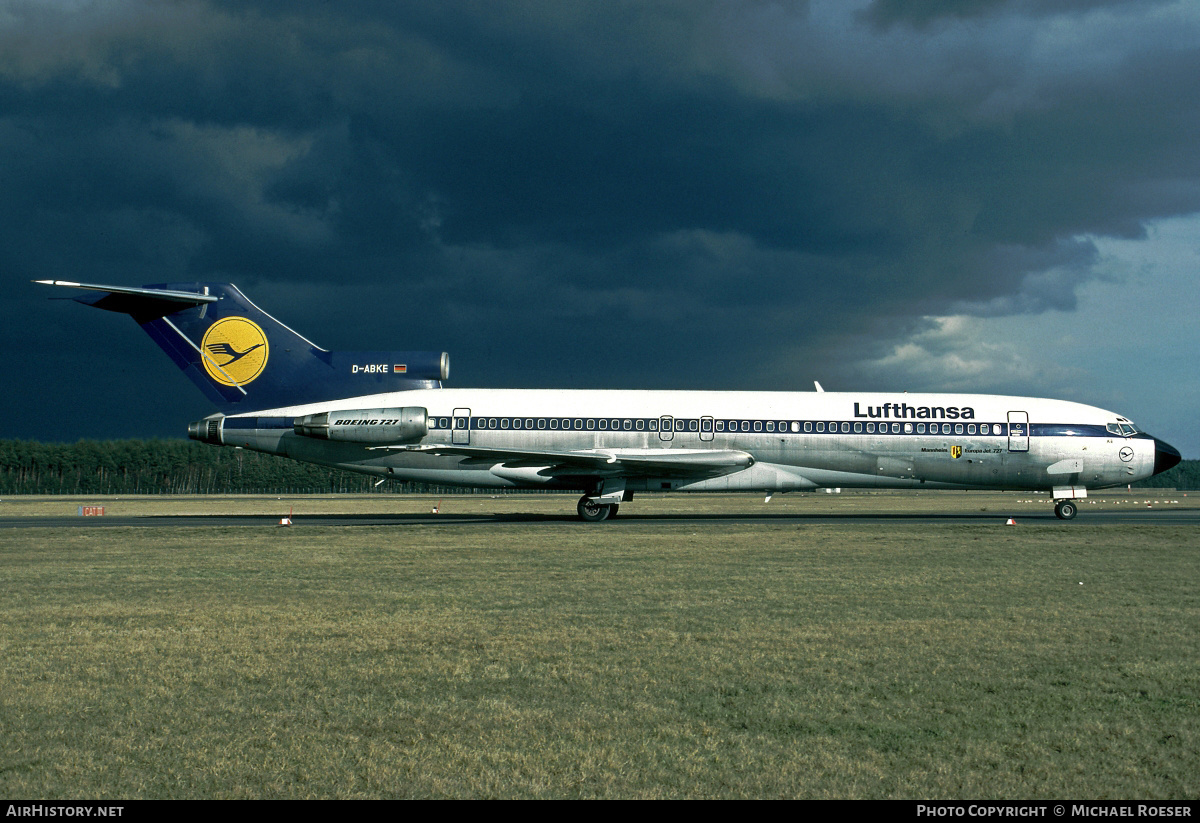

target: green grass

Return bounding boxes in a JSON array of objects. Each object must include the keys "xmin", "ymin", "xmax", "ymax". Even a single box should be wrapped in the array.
[{"xmin": 1, "ymin": 501, "xmax": 1197, "ymax": 798}]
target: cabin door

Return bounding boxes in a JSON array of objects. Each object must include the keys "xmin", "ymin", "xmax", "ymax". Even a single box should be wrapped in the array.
[
  {"xmin": 1007, "ymin": 411, "xmax": 1029, "ymax": 452},
  {"xmin": 453, "ymin": 408, "xmax": 471, "ymax": 445}
]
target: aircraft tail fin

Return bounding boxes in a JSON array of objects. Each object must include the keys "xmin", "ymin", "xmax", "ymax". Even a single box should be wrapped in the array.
[{"xmin": 37, "ymin": 280, "xmax": 448, "ymax": 412}]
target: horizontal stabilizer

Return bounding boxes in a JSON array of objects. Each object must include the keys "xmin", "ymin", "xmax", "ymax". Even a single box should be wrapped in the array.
[{"xmin": 35, "ymin": 280, "xmax": 217, "ymax": 319}]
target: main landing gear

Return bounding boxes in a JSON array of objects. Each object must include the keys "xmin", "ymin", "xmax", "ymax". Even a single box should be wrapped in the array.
[
  {"xmin": 1054, "ymin": 499, "xmax": 1078, "ymax": 520},
  {"xmin": 577, "ymin": 494, "xmax": 618, "ymax": 522}
]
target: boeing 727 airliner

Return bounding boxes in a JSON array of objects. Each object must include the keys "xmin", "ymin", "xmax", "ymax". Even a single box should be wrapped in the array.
[{"xmin": 39, "ymin": 280, "xmax": 1182, "ymax": 521}]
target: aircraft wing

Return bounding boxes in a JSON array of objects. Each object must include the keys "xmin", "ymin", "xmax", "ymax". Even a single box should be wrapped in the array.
[{"xmin": 376, "ymin": 444, "xmax": 754, "ymax": 476}]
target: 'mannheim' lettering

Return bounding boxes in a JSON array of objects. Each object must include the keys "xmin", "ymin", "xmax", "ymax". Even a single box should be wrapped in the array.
[{"xmin": 853, "ymin": 402, "xmax": 975, "ymax": 420}]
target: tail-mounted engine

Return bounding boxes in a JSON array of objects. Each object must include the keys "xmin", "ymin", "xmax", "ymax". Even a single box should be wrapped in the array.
[{"xmin": 293, "ymin": 407, "xmax": 428, "ymax": 444}]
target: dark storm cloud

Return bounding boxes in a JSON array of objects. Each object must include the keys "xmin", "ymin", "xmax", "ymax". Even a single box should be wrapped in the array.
[
  {"xmin": 4, "ymin": 0, "xmax": 1200, "ymax": 440},
  {"xmin": 861, "ymin": 0, "xmax": 1134, "ymax": 29}
]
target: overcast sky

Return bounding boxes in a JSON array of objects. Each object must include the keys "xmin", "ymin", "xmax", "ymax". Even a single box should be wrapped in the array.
[{"xmin": 3, "ymin": 0, "xmax": 1198, "ymax": 456}]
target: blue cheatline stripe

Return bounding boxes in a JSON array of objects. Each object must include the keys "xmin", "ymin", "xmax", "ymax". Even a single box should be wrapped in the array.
[
  {"xmin": 433, "ymin": 416, "xmax": 1013, "ymax": 436},
  {"xmin": 223, "ymin": 416, "xmax": 295, "ymax": 430}
]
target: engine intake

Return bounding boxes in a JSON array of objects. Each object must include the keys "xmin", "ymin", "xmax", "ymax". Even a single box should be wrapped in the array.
[{"xmin": 294, "ymin": 407, "xmax": 427, "ymax": 444}]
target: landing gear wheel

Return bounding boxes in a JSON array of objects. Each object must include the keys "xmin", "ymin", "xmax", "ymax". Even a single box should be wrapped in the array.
[
  {"xmin": 1054, "ymin": 500, "xmax": 1078, "ymax": 520},
  {"xmin": 577, "ymin": 495, "xmax": 613, "ymax": 522}
]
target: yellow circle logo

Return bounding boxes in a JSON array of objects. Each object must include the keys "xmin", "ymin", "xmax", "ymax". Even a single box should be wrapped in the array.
[{"xmin": 201, "ymin": 317, "xmax": 269, "ymax": 386}]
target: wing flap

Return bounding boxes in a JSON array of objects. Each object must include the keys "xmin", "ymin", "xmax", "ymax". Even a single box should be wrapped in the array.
[{"xmin": 376, "ymin": 444, "xmax": 754, "ymax": 476}]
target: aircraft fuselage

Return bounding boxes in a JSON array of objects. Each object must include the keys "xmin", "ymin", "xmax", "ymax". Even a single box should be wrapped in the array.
[{"xmin": 201, "ymin": 388, "xmax": 1173, "ymax": 502}]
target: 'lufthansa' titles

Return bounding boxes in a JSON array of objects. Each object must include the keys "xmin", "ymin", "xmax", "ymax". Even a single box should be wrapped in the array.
[{"xmin": 854, "ymin": 402, "xmax": 975, "ymax": 420}]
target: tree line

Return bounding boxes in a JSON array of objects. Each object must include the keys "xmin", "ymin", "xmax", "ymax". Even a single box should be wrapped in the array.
[
  {"xmin": 0, "ymin": 438, "xmax": 1195, "ymax": 495},
  {"xmin": 0, "ymin": 439, "xmax": 502, "ymax": 495}
]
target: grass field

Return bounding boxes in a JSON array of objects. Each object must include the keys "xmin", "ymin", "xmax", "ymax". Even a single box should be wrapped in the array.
[{"xmin": 1, "ymin": 493, "xmax": 1197, "ymax": 798}]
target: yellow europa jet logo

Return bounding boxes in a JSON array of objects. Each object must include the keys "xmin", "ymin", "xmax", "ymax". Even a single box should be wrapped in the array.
[
  {"xmin": 951, "ymin": 445, "xmax": 962, "ymax": 459},
  {"xmin": 200, "ymin": 316, "xmax": 269, "ymax": 386}
]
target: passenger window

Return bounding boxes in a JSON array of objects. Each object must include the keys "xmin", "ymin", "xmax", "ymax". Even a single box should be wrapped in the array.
[
  {"xmin": 891, "ymin": 423, "xmax": 900, "ymax": 433},
  {"xmin": 967, "ymin": 424, "xmax": 976, "ymax": 435},
  {"xmin": 841, "ymin": 422, "xmax": 849, "ymax": 433},
  {"xmin": 716, "ymin": 421, "xmax": 725, "ymax": 432},
  {"xmin": 753, "ymin": 421, "xmax": 762, "ymax": 432},
  {"xmin": 904, "ymin": 423, "xmax": 913, "ymax": 434},
  {"xmin": 817, "ymin": 422, "xmax": 825, "ymax": 433},
  {"xmin": 636, "ymin": 419, "xmax": 645, "ymax": 430},
  {"xmin": 501, "ymin": 418, "xmax": 509, "ymax": 429},
  {"xmin": 599, "ymin": 419, "xmax": 608, "ymax": 430},
  {"xmin": 854, "ymin": 422, "xmax": 862, "ymax": 433},
  {"xmin": 867, "ymin": 423, "xmax": 875, "ymax": 433},
  {"xmin": 741, "ymin": 421, "xmax": 750, "ymax": 432},
  {"xmin": 993, "ymin": 424, "xmax": 1002, "ymax": 435},
  {"xmin": 624, "ymin": 419, "xmax": 632, "ymax": 430},
  {"xmin": 804, "ymin": 422, "xmax": 812, "ymax": 432},
  {"xmin": 917, "ymin": 423, "xmax": 925, "ymax": 434},
  {"xmin": 550, "ymin": 419, "xmax": 559, "ymax": 430},
  {"xmin": 942, "ymin": 423, "xmax": 951, "ymax": 434},
  {"xmin": 766, "ymin": 421, "xmax": 775, "ymax": 432},
  {"xmin": 954, "ymin": 423, "xmax": 963, "ymax": 434},
  {"xmin": 791, "ymin": 422, "xmax": 800, "ymax": 433},
  {"xmin": 575, "ymin": 419, "xmax": 583, "ymax": 430}
]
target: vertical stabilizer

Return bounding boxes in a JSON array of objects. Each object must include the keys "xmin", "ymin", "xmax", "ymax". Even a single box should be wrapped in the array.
[{"xmin": 38, "ymin": 280, "xmax": 448, "ymax": 411}]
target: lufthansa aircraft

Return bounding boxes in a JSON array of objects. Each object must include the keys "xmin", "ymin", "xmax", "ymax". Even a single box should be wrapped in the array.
[{"xmin": 39, "ymin": 280, "xmax": 1182, "ymax": 521}]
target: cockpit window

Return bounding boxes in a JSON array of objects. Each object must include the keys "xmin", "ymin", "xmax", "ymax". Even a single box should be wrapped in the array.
[
  {"xmin": 1108, "ymin": 422, "xmax": 1140, "ymax": 436},
  {"xmin": 1107, "ymin": 423, "xmax": 1122, "ymax": 436},
  {"xmin": 1120, "ymin": 423, "xmax": 1137, "ymax": 436}
]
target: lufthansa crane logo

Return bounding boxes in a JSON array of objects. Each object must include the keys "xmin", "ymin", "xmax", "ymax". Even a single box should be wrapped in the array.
[{"xmin": 200, "ymin": 317, "xmax": 269, "ymax": 386}]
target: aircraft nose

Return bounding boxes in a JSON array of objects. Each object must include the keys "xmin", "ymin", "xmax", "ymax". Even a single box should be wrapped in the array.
[{"xmin": 1153, "ymin": 438, "xmax": 1182, "ymax": 476}]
